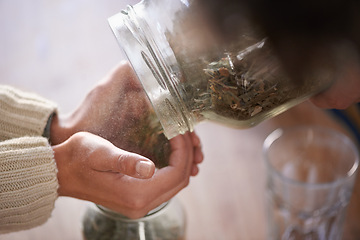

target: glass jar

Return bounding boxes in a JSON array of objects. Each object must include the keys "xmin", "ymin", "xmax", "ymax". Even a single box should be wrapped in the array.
[
  {"xmin": 82, "ymin": 198, "xmax": 186, "ymax": 240},
  {"xmin": 108, "ymin": 0, "xmax": 336, "ymax": 139}
]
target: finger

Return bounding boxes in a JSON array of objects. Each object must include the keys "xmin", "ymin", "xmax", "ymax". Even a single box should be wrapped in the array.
[
  {"xmin": 310, "ymin": 64, "xmax": 360, "ymax": 109},
  {"xmin": 100, "ymin": 134, "xmax": 195, "ymax": 216},
  {"xmin": 131, "ymin": 133, "xmax": 192, "ymax": 198},
  {"xmin": 194, "ymin": 145, "xmax": 204, "ymax": 164},
  {"xmin": 93, "ymin": 147, "xmax": 155, "ymax": 179},
  {"xmin": 167, "ymin": 133, "xmax": 193, "ymax": 168},
  {"xmin": 148, "ymin": 133, "xmax": 194, "ymax": 195},
  {"xmin": 117, "ymin": 152, "xmax": 155, "ymax": 179},
  {"xmin": 190, "ymin": 131, "xmax": 201, "ymax": 147},
  {"xmin": 189, "ymin": 131, "xmax": 203, "ymax": 164},
  {"xmin": 191, "ymin": 165, "xmax": 199, "ymax": 176}
]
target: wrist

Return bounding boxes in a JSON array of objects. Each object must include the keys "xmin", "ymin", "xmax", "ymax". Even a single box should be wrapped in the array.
[
  {"xmin": 52, "ymin": 139, "xmax": 70, "ymax": 197},
  {"xmin": 42, "ymin": 113, "xmax": 54, "ymax": 142},
  {"xmin": 50, "ymin": 114, "xmax": 75, "ymax": 145}
]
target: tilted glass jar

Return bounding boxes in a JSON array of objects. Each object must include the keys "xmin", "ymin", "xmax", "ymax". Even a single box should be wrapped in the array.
[
  {"xmin": 82, "ymin": 198, "xmax": 186, "ymax": 240},
  {"xmin": 108, "ymin": 0, "xmax": 336, "ymax": 139}
]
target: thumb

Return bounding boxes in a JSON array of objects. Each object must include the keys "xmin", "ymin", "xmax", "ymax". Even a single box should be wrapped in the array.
[
  {"xmin": 93, "ymin": 148, "xmax": 156, "ymax": 179},
  {"xmin": 116, "ymin": 151, "xmax": 156, "ymax": 179},
  {"xmin": 80, "ymin": 132, "xmax": 156, "ymax": 179}
]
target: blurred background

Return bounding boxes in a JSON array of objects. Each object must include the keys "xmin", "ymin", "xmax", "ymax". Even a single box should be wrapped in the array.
[
  {"xmin": 1, "ymin": 1, "xmax": 359, "ymax": 239},
  {"xmin": 0, "ymin": 0, "xmax": 139, "ymax": 114}
]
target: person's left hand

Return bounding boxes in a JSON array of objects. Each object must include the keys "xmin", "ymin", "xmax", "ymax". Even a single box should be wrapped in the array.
[
  {"xmin": 310, "ymin": 60, "xmax": 360, "ymax": 109},
  {"xmin": 53, "ymin": 131, "xmax": 203, "ymax": 219}
]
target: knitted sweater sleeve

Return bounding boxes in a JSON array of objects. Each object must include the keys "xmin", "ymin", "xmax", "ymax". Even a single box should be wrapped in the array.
[{"xmin": 0, "ymin": 85, "xmax": 59, "ymax": 234}]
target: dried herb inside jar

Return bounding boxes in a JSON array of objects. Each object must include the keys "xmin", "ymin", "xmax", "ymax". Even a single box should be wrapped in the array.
[
  {"xmin": 168, "ymin": 30, "xmax": 325, "ymax": 123},
  {"xmin": 191, "ymin": 45, "xmax": 324, "ymax": 121},
  {"xmin": 166, "ymin": 6, "xmax": 329, "ymax": 125},
  {"xmin": 199, "ymin": 42, "xmax": 329, "ymax": 120},
  {"xmin": 197, "ymin": 41, "xmax": 296, "ymax": 120}
]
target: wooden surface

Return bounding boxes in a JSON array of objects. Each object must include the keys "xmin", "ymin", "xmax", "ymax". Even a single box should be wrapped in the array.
[{"xmin": 1, "ymin": 1, "xmax": 360, "ymax": 239}]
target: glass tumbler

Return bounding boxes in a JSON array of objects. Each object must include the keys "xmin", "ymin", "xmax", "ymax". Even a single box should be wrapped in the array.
[
  {"xmin": 82, "ymin": 198, "xmax": 186, "ymax": 240},
  {"xmin": 263, "ymin": 126, "xmax": 359, "ymax": 240}
]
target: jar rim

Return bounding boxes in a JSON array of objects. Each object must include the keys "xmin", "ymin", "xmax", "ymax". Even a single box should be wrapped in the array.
[{"xmin": 96, "ymin": 201, "xmax": 169, "ymax": 222}]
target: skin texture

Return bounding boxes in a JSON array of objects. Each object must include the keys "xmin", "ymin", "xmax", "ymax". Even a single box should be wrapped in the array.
[
  {"xmin": 51, "ymin": 62, "xmax": 175, "ymax": 167},
  {"xmin": 50, "ymin": 62, "xmax": 203, "ymax": 219},
  {"xmin": 53, "ymin": 131, "xmax": 202, "ymax": 219},
  {"xmin": 310, "ymin": 58, "xmax": 360, "ymax": 109}
]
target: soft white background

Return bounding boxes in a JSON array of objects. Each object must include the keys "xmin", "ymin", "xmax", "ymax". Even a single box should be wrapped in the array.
[{"xmin": 2, "ymin": 1, "xmax": 357, "ymax": 240}]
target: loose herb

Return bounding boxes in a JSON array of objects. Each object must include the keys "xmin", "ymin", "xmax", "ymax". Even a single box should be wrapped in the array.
[
  {"xmin": 124, "ymin": 107, "xmax": 170, "ymax": 168},
  {"xmin": 167, "ymin": 8, "xmax": 327, "ymax": 125},
  {"xmin": 196, "ymin": 42, "xmax": 298, "ymax": 120}
]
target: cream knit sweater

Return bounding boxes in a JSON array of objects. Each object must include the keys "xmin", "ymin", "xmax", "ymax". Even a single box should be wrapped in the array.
[{"xmin": 0, "ymin": 85, "xmax": 59, "ymax": 234}]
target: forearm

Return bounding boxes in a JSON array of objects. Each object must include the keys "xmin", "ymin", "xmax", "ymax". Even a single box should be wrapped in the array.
[
  {"xmin": 0, "ymin": 137, "xmax": 58, "ymax": 234},
  {"xmin": 0, "ymin": 85, "xmax": 60, "ymax": 233},
  {"xmin": 0, "ymin": 85, "xmax": 57, "ymax": 140}
]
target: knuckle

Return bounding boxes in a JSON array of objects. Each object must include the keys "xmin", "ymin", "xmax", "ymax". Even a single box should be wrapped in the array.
[
  {"xmin": 67, "ymin": 132, "xmax": 89, "ymax": 155},
  {"xmin": 183, "ymin": 178, "xmax": 190, "ymax": 188},
  {"xmin": 116, "ymin": 153, "xmax": 129, "ymax": 173},
  {"xmin": 70, "ymin": 131, "xmax": 86, "ymax": 143},
  {"xmin": 326, "ymin": 97, "xmax": 350, "ymax": 109},
  {"xmin": 126, "ymin": 198, "xmax": 147, "ymax": 212},
  {"xmin": 174, "ymin": 169, "xmax": 190, "ymax": 188},
  {"xmin": 122, "ymin": 61, "xmax": 133, "ymax": 74}
]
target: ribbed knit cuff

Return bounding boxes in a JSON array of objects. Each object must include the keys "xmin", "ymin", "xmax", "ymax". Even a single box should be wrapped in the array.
[
  {"xmin": 0, "ymin": 85, "xmax": 57, "ymax": 140},
  {"xmin": 0, "ymin": 136, "xmax": 59, "ymax": 234}
]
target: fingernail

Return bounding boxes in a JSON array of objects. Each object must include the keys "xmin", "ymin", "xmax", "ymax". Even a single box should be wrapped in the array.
[{"xmin": 136, "ymin": 161, "xmax": 153, "ymax": 178}]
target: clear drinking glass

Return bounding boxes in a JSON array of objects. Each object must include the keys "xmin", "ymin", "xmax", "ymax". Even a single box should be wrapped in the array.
[
  {"xmin": 82, "ymin": 198, "xmax": 186, "ymax": 240},
  {"xmin": 263, "ymin": 126, "xmax": 359, "ymax": 240}
]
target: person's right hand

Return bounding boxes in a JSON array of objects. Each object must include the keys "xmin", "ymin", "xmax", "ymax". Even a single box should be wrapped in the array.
[
  {"xmin": 50, "ymin": 61, "xmax": 177, "ymax": 167},
  {"xmin": 53, "ymin": 131, "xmax": 203, "ymax": 219},
  {"xmin": 310, "ymin": 59, "xmax": 360, "ymax": 109}
]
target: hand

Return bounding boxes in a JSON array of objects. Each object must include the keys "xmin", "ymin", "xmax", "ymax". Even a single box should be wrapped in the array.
[
  {"xmin": 310, "ymin": 59, "xmax": 360, "ymax": 109},
  {"xmin": 50, "ymin": 61, "xmax": 170, "ymax": 165},
  {"xmin": 53, "ymin": 131, "xmax": 203, "ymax": 219},
  {"xmin": 51, "ymin": 61, "xmax": 151, "ymax": 145},
  {"xmin": 271, "ymin": 37, "xmax": 360, "ymax": 110}
]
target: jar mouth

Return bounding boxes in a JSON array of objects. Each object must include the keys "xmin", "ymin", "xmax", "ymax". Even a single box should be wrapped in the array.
[
  {"xmin": 96, "ymin": 201, "xmax": 169, "ymax": 222},
  {"xmin": 108, "ymin": 5, "xmax": 194, "ymax": 139}
]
